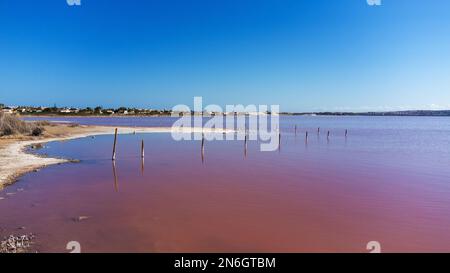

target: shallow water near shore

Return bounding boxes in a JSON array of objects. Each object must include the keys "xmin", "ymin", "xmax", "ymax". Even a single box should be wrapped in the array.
[{"xmin": 2, "ymin": 116, "xmax": 450, "ymax": 252}]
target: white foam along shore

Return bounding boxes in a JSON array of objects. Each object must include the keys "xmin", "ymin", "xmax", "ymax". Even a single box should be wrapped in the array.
[{"xmin": 0, "ymin": 126, "xmax": 228, "ymax": 189}]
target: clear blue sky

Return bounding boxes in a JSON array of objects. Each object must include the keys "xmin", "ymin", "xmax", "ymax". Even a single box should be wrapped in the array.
[{"xmin": 1, "ymin": 0, "xmax": 449, "ymax": 112}]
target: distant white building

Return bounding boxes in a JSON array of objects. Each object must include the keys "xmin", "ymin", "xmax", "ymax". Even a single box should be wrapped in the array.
[{"xmin": 60, "ymin": 108, "xmax": 73, "ymax": 113}]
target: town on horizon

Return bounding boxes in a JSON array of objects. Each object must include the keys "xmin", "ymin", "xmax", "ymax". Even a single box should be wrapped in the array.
[{"xmin": 1, "ymin": 103, "xmax": 450, "ymax": 117}]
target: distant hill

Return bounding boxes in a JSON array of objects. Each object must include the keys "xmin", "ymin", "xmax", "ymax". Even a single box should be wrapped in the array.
[{"xmin": 286, "ymin": 110, "xmax": 450, "ymax": 117}]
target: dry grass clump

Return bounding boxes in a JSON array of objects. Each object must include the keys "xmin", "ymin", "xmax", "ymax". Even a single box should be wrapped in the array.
[
  {"xmin": 0, "ymin": 113, "xmax": 45, "ymax": 137},
  {"xmin": 34, "ymin": 120, "xmax": 51, "ymax": 127}
]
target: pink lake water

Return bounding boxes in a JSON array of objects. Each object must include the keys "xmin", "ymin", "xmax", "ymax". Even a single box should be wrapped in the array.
[{"xmin": 2, "ymin": 116, "xmax": 450, "ymax": 252}]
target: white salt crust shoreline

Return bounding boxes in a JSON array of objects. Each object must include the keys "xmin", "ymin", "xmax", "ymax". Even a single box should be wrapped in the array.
[{"xmin": 0, "ymin": 126, "xmax": 226, "ymax": 189}]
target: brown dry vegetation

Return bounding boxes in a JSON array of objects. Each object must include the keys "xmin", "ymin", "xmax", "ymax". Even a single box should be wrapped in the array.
[{"xmin": 0, "ymin": 113, "xmax": 45, "ymax": 137}]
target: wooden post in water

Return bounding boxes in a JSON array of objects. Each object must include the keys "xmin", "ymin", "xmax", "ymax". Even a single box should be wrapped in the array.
[
  {"xmin": 294, "ymin": 125, "xmax": 297, "ymax": 137},
  {"xmin": 112, "ymin": 128, "xmax": 118, "ymax": 160},
  {"xmin": 306, "ymin": 131, "xmax": 308, "ymax": 143},
  {"xmin": 244, "ymin": 132, "xmax": 248, "ymax": 157},
  {"xmin": 140, "ymin": 140, "xmax": 145, "ymax": 175},
  {"xmin": 345, "ymin": 129, "xmax": 348, "ymax": 137},
  {"xmin": 327, "ymin": 131, "xmax": 330, "ymax": 140},
  {"xmin": 201, "ymin": 133, "xmax": 205, "ymax": 163},
  {"xmin": 278, "ymin": 132, "xmax": 281, "ymax": 151},
  {"xmin": 201, "ymin": 133, "xmax": 205, "ymax": 151},
  {"xmin": 318, "ymin": 127, "xmax": 320, "ymax": 134}
]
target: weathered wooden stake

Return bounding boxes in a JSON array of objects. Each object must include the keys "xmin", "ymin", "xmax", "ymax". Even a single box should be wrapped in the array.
[
  {"xmin": 345, "ymin": 129, "xmax": 348, "ymax": 137},
  {"xmin": 327, "ymin": 131, "xmax": 330, "ymax": 139},
  {"xmin": 244, "ymin": 133, "xmax": 248, "ymax": 157},
  {"xmin": 201, "ymin": 133, "xmax": 205, "ymax": 163},
  {"xmin": 318, "ymin": 127, "xmax": 320, "ymax": 134},
  {"xmin": 306, "ymin": 131, "xmax": 308, "ymax": 142},
  {"xmin": 294, "ymin": 125, "xmax": 297, "ymax": 136},
  {"xmin": 201, "ymin": 133, "xmax": 205, "ymax": 150},
  {"xmin": 278, "ymin": 132, "xmax": 281, "ymax": 150},
  {"xmin": 112, "ymin": 128, "xmax": 118, "ymax": 160},
  {"xmin": 141, "ymin": 139, "xmax": 145, "ymax": 158}
]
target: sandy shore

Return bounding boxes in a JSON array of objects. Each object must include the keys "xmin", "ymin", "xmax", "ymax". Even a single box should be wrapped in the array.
[{"xmin": 0, "ymin": 124, "xmax": 226, "ymax": 189}]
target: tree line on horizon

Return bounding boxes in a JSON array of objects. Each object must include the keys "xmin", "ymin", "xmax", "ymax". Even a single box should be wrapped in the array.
[
  {"xmin": 1, "ymin": 103, "xmax": 450, "ymax": 116},
  {"xmin": 0, "ymin": 104, "xmax": 172, "ymax": 116}
]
